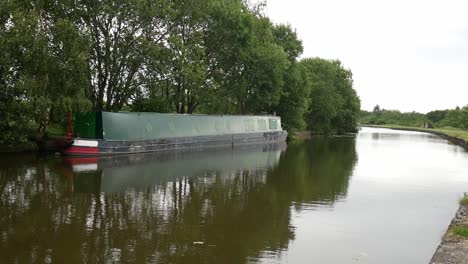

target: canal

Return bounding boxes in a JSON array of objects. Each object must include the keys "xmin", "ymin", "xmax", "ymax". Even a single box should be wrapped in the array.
[{"xmin": 0, "ymin": 127, "xmax": 467, "ymax": 263}]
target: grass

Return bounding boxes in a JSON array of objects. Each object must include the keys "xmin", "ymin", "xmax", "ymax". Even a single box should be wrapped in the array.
[
  {"xmin": 442, "ymin": 195, "xmax": 468, "ymax": 241},
  {"xmin": 451, "ymin": 226, "xmax": 468, "ymax": 239},
  {"xmin": 362, "ymin": 124, "xmax": 468, "ymax": 141},
  {"xmin": 461, "ymin": 195, "xmax": 468, "ymax": 206},
  {"xmin": 432, "ymin": 127, "xmax": 468, "ymax": 141}
]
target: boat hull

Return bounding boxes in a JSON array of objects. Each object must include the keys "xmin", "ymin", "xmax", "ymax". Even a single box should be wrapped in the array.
[{"xmin": 62, "ymin": 131, "xmax": 288, "ymax": 156}]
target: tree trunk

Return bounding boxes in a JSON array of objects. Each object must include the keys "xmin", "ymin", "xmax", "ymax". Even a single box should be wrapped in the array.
[{"xmin": 36, "ymin": 107, "xmax": 51, "ymax": 140}]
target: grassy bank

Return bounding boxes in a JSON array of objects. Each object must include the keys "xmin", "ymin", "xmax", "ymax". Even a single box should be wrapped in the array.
[
  {"xmin": 361, "ymin": 124, "xmax": 468, "ymax": 141},
  {"xmin": 447, "ymin": 196, "xmax": 468, "ymax": 240},
  {"xmin": 461, "ymin": 196, "xmax": 468, "ymax": 206}
]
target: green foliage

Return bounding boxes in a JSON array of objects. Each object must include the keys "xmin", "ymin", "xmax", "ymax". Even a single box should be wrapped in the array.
[
  {"xmin": 272, "ymin": 24, "xmax": 303, "ymax": 63},
  {"xmin": 451, "ymin": 226, "xmax": 468, "ymax": 239},
  {"xmin": 461, "ymin": 195, "xmax": 468, "ymax": 206},
  {"xmin": 0, "ymin": 0, "xmax": 91, "ymax": 143},
  {"xmin": 0, "ymin": 98, "xmax": 35, "ymax": 145},
  {"xmin": 135, "ymin": 0, "xmax": 292, "ymax": 115},
  {"xmin": 277, "ymin": 63, "xmax": 310, "ymax": 132},
  {"xmin": 426, "ymin": 110, "xmax": 448, "ymax": 124},
  {"xmin": 141, "ymin": 0, "xmax": 214, "ymax": 114},
  {"xmin": 302, "ymin": 58, "xmax": 361, "ymax": 134},
  {"xmin": 0, "ymin": 2, "xmax": 32, "ymax": 145},
  {"xmin": 0, "ymin": 0, "xmax": 362, "ymax": 147},
  {"xmin": 437, "ymin": 107, "xmax": 468, "ymax": 130},
  {"xmin": 361, "ymin": 105, "xmax": 468, "ymax": 131},
  {"xmin": 72, "ymin": 0, "xmax": 169, "ymax": 111},
  {"xmin": 361, "ymin": 109, "xmax": 427, "ymax": 127},
  {"xmin": 202, "ymin": 4, "xmax": 290, "ymax": 114}
]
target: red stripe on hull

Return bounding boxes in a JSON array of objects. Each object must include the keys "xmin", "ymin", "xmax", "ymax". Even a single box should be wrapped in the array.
[
  {"xmin": 63, "ymin": 157, "xmax": 99, "ymax": 164},
  {"xmin": 63, "ymin": 146, "xmax": 99, "ymax": 155}
]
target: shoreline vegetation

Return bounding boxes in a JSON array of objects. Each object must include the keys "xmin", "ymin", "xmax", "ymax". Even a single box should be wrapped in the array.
[
  {"xmin": 1, "ymin": 0, "xmax": 361, "ymax": 151},
  {"xmin": 360, "ymin": 104, "xmax": 468, "ymax": 151}
]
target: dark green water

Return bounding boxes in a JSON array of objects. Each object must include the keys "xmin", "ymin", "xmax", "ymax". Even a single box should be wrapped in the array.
[{"xmin": 1, "ymin": 128, "xmax": 467, "ymax": 263}]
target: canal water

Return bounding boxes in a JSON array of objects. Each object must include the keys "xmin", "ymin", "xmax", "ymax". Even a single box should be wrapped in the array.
[{"xmin": 1, "ymin": 127, "xmax": 467, "ymax": 263}]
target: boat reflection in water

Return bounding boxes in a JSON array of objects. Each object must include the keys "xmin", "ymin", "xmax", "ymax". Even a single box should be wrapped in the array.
[
  {"xmin": 64, "ymin": 142, "xmax": 286, "ymax": 193},
  {"xmin": 57, "ymin": 142, "xmax": 292, "ymax": 264}
]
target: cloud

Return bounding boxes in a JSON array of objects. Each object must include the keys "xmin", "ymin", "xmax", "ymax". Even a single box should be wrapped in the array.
[{"xmin": 265, "ymin": 0, "xmax": 468, "ymax": 112}]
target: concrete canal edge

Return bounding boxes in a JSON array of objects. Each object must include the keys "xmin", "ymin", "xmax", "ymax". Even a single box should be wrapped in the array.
[
  {"xmin": 430, "ymin": 203, "xmax": 468, "ymax": 264},
  {"xmin": 362, "ymin": 125, "xmax": 468, "ymax": 263}
]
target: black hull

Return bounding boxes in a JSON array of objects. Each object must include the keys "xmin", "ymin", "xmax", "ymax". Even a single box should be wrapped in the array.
[{"xmin": 63, "ymin": 131, "xmax": 288, "ymax": 156}]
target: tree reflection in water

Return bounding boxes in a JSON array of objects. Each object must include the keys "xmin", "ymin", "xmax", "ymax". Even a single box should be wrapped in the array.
[{"xmin": 0, "ymin": 138, "xmax": 357, "ymax": 263}]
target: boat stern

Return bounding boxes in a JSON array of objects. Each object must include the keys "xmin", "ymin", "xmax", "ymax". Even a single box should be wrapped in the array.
[{"xmin": 62, "ymin": 139, "xmax": 100, "ymax": 156}]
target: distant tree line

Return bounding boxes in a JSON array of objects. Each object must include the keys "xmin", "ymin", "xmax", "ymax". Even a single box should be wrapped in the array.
[
  {"xmin": 361, "ymin": 105, "xmax": 468, "ymax": 130},
  {"xmin": 0, "ymin": 0, "xmax": 360, "ymax": 146}
]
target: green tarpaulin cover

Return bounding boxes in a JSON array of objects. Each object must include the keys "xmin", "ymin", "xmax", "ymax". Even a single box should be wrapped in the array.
[{"xmin": 74, "ymin": 112, "xmax": 283, "ymax": 141}]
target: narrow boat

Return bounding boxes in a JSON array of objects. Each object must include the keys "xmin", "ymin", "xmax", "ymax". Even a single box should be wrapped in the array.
[{"xmin": 62, "ymin": 112, "xmax": 287, "ymax": 156}]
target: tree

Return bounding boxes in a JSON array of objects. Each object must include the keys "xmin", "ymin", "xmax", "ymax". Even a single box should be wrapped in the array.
[
  {"xmin": 273, "ymin": 23, "xmax": 308, "ymax": 131},
  {"xmin": 0, "ymin": 1, "xmax": 34, "ymax": 144},
  {"xmin": 272, "ymin": 24, "xmax": 303, "ymax": 63},
  {"xmin": 277, "ymin": 63, "xmax": 310, "ymax": 131},
  {"xmin": 373, "ymin": 105, "xmax": 382, "ymax": 115},
  {"xmin": 203, "ymin": 1, "xmax": 289, "ymax": 114},
  {"xmin": 72, "ymin": 0, "xmax": 170, "ymax": 111},
  {"xmin": 426, "ymin": 110, "xmax": 448, "ymax": 124},
  {"xmin": 331, "ymin": 62, "xmax": 360, "ymax": 133},
  {"xmin": 301, "ymin": 58, "xmax": 360, "ymax": 134},
  {"xmin": 0, "ymin": 0, "xmax": 90, "ymax": 141},
  {"xmin": 0, "ymin": 0, "xmax": 366, "ymax": 147},
  {"xmin": 146, "ymin": 0, "xmax": 214, "ymax": 114}
]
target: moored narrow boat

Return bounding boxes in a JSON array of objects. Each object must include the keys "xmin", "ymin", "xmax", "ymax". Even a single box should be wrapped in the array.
[{"xmin": 62, "ymin": 112, "xmax": 287, "ymax": 156}]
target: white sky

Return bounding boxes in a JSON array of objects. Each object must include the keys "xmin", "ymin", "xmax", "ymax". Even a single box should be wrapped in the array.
[{"xmin": 265, "ymin": 0, "xmax": 468, "ymax": 113}]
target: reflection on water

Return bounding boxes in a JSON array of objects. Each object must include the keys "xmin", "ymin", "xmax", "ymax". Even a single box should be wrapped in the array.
[
  {"xmin": 74, "ymin": 143, "xmax": 284, "ymax": 193},
  {"xmin": 269, "ymin": 138, "xmax": 357, "ymax": 208},
  {"xmin": 5, "ymin": 128, "xmax": 466, "ymax": 263},
  {"xmin": 0, "ymin": 140, "xmax": 357, "ymax": 263},
  {"xmin": 369, "ymin": 129, "xmax": 441, "ymax": 142}
]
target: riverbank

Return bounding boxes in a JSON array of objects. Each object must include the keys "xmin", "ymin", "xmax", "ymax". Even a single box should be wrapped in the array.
[
  {"xmin": 0, "ymin": 142, "xmax": 38, "ymax": 153},
  {"xmin": 430, "ymin": 199, "xmax": 468, "ymax": 264},
  {"xmin": 293, "ymin": 131, "xmax": 357, "ymax": 140},
  {"xmin": 0, "ymin": 123, "xmax": 66, "ymax": 153},
  {"xmin": 361, "ymin": 124, "xmax": 468, "ymax": 150}
]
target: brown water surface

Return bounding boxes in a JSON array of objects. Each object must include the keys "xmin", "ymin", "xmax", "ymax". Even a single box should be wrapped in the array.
[{"xmin": 1, "ymin": 127, "xmax": 467, "ymax": 263}]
